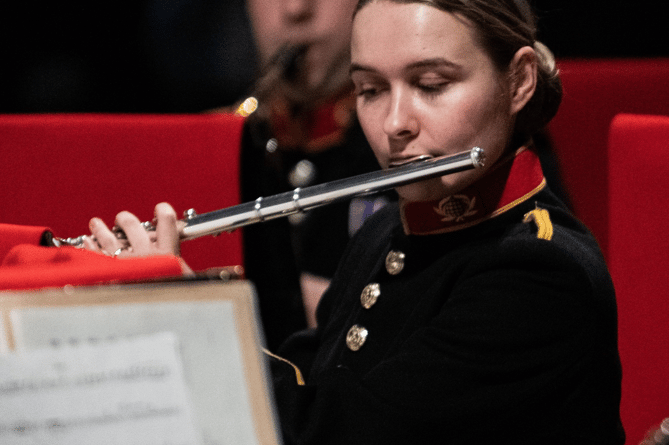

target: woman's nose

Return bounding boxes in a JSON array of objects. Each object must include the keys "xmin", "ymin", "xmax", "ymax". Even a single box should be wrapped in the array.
[
  {"xmin": 383, "ymin": 88, "xmax": 419, "ymax": 139},
  {"xmin": 283, "ymin": 0, "xmax": 314, "ymax": 23}
]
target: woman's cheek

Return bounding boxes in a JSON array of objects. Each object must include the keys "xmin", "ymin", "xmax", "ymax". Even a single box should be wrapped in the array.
[{"xmin": 358, "ymin": 113, "xmax": 388, "ymax": 165}]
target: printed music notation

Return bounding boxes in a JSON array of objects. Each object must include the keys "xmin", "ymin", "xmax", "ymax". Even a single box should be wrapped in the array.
[
  {"xmin": 0, "ymin": 281, "xmax": 281, "ymax": 445},
  {"xmin": 0, "ymin": 332, "xmax": 199, "ymax": 445}
]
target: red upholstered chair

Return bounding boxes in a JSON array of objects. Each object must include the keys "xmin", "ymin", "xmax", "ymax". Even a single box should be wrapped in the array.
[
  {"xmin": 0, "ymin": 113, "xmax": 245, "ymax": 272},
  {"xmin": 548, "ymin": 58, "xmax": 669, "ymax": 258},
  {"xmin": 607, "ymin": 113, "xmax": 669, "ymax": 445}
]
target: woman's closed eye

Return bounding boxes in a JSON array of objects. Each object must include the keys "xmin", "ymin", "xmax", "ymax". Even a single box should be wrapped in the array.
[
  {"xmin": 354, "ymin": 82, "xmax": 387, "ymax": 100},
  {"xmin": 414, "ymin": 75, "xmax": 450, "ymax": 96}
]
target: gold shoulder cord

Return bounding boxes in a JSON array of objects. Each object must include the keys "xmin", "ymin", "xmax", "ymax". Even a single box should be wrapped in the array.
[{"xmin": 523, "ymin": 207, "xmax": 554, "ymax": 241}]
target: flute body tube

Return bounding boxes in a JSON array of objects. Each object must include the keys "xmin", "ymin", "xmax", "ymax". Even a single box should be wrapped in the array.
[
  {"xmin": 182, "ymin": 147, "xmax": 484, "ymax": 240},
  {"xmin": 53, "ymin": 147, "xmax": 484, "ymax": 247}
]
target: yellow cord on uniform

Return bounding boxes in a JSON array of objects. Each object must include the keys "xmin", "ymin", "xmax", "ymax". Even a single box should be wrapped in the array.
[{"xmin": 523, "ymin": 207, "xmax": 554, "ymax": 241}]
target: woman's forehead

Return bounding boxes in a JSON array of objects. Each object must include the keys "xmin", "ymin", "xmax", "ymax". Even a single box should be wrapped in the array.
[{"xmin": 351, "ymin": 2, "xmax": 480, "ymax": 69}]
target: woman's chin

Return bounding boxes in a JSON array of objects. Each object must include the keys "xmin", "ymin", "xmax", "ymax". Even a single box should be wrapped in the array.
[
  {"xmin": 396, "ymin": 180, "xmax": 451, "ymax": 203},
  {"xmin": 397, "ymin": 167, "xmax": 487, "ymax": 203}
]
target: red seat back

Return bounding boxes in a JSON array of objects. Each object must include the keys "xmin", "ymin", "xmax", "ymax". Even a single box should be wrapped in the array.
[
  {"xmin": 548, "ymin": 58, "xmax": 669, "ymax": 257},
  {"xmin": 608, "ymin": 113, "xmax": 669, "ymax": 444},
  {"xmin": 0, "ymin": 113, "xmax": 245, "ymax": 272}
]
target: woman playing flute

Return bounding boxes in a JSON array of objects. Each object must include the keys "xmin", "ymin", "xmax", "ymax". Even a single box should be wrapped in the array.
[{"xmin": 86, "ymin": 0, "xmax": 624, "ymax": 443}]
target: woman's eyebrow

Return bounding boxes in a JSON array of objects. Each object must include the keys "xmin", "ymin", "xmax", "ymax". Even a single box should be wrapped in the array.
[
  {"xmin": 349, "ymin": 63, "xmax": 376, "ymax": 76},
  {"xmin": 405, "ymin": 58, "xmax": 462, "ymax": 71},
  {"xmin": 350, "ymin": 58, "xmax": 461, "ymax": 75}
]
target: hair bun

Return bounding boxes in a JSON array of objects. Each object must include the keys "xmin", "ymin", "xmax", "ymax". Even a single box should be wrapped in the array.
[{"xmin": 533, "ymin": 41, "xmax": 557, "ymax": 76}]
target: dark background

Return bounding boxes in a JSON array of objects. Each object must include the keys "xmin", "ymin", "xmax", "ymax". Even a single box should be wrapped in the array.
[{"xmin": 1, "ymin": 0, "xmax": 666, "ymax": 114}]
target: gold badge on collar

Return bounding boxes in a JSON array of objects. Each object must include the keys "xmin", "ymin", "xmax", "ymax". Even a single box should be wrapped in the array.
[{"xmin": 434, "ymin": 195, "xmax": 477, "ymax": 222}]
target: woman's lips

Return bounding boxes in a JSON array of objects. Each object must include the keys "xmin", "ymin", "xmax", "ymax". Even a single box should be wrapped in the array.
[{"xmin": 388, "ymin": 155, "xmax": 434, "ymax": 168}]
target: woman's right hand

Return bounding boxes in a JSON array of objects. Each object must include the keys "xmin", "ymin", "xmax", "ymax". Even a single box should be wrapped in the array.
[{"xmin": 83, "ymin": 202, "xmax": 193, "ymax": 275}]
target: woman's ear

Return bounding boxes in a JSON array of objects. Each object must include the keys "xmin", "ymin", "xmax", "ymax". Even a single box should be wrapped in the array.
[{"xmin": 508, "ymin": 46, "xmax": 537, "ymax": 114}]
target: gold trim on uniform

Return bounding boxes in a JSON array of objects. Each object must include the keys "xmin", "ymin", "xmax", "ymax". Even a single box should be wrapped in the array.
[
  {"xmin": 489, "ymin": 179, "xmax": 547, "ymax": 219},
  {"xmin": 262, "ymin": 348, "xmax": 305, "ymax": 386}
]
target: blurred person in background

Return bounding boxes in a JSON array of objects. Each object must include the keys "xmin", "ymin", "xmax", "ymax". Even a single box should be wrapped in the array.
[{"xmin": 238, "ymin": 0, "xmax": 392, "ymax": 340}]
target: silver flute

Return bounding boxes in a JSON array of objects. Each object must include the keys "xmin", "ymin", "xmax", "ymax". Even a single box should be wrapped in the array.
[{"xmin": 52, "ymin": 147, "xmax": 484, "ymax": 248}]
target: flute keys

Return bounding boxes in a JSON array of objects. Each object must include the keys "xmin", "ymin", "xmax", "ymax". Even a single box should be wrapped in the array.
[{"xmin": 385, "ymin": 250, "xmax": 406, "ymax": 275}]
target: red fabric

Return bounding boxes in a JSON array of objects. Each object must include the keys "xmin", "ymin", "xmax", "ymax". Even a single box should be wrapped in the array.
[
  {"xmin": 0, "ymin": 223, "xmax": 183, "ymax": 291},
  {"xmin": 401, "ymin": 147, "xmax": 545, "ymax": 234},
  {"xmin": 0, "ymin": 223, "xmax": 48, "ymax": 261},
  {"xmin": 607, "ymin": 114, "xmax": 669, "ymax": 445},
  {"xmin": 0, "ymin": 113, "xmax": 245, "ymax": 272},
  {"xmin": 549, "ymin": 58, "xmax": 669, "ymax": 258}
]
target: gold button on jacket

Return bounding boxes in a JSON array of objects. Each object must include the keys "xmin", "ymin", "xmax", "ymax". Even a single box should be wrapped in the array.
[
  {"xmin": 346, "ymin": 325, "xmax": 369, "ymax": 351},
  {"xmin": 385, "ymin": 250, "xmax": 406, "ymax": 275},
  {"xmin": 360, "ymin": 283, "xmax": 381, "ymax": 309}
]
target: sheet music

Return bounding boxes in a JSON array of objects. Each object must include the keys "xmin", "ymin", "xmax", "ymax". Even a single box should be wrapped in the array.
[
  {"xmin": 0, "ymin": 332, "xmax": 200, "ymax": 445},
  {"xmin": 0, "ymin": 315, "xmax": 8, "ymax": 355},
  {"xmin": 7, "ymin": 298, "xmax": 263, "ymax": 445}
]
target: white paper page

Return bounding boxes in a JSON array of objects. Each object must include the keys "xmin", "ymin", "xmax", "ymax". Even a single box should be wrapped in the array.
[
  {"xmin": 0, "ymin": 331, "xmax": 200, "ymax": 445},
  {"xmin": 0, "ymin": 315, "xmax": 7, "ymax": 355},
  {"xmin": 9, "ymin": 299, "xmax": 262, "ymax": 445}
]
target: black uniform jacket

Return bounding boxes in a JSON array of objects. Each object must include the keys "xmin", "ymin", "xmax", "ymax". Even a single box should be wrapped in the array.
[{"xmin": 269, "ymin": 147, "xmax": 625, "ymax": 444}]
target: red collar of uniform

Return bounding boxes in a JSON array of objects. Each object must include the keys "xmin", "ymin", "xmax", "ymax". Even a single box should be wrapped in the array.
[
  {"xmin": 400, "ymin": 146, "xmax": 546, "ymax": 235},
  {"xmin": 269, "ymin": 86, "xmax": 356, "ymax": 153}
]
